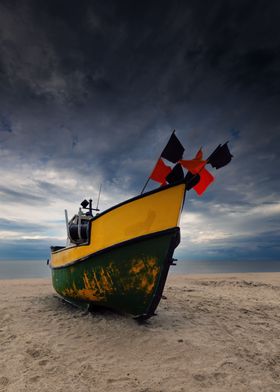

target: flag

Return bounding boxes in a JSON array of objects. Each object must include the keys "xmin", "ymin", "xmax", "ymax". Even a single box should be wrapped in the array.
[
  {"xmin": 141, "ymin": 131, "xmax": 185, "ymax": 193},
  {"xmin": 195, "ymin": 148, "xmax": 203, "ymax": 160},
  {"xmin": 193, "ymin": 168, "xmax": 215, "ymax": 195},
  {"xmin": 166, "ymin": 163, "xmax": 184, "ymax": 184},
  {"xmin": 207, "ymin": 142, "xmax": 233, "ymax": 169},
  {"xmin": 161, "ymin": 131, "xmax": 185, "ymax": 163},
  {"xmin": 185, "ymin": 171, "xmax": 200, "ymax": 190},
  {"xmin": 180, "ymin": 148, "xmax": 206, "ymax": 174},
  {"xmin": 149, "ymin": 158, "xmax": 172, "ymax": 185}
]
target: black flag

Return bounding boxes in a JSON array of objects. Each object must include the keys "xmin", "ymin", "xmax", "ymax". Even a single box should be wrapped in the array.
[
  {"xmin": 207, "ymin": 142, "xmax": 233, "ymax": 169},
  {"xmin": 166, "ymin": 163, "xmax": 185, "ymax": 184},
  {"xmin": 161, "ymin": 131, "xmax": 185, "ymax": 163},
  {"xmin": 185, "ymin": 171, "xmax": 200, "ymax": 190}
]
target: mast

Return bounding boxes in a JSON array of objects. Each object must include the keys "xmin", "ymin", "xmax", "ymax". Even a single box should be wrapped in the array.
[{"xmin": 141, "ymin": 130, "xmax": 176, "ymax": 194}]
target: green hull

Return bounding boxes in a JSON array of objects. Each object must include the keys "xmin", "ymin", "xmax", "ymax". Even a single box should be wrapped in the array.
[{"xmin": 51, "ymin": 229, "xmax": 179, "ymax": 318}]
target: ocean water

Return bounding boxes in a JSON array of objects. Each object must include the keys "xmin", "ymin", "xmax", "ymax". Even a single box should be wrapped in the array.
[
  {"xmin": 0, "ymin": 259, "xmax": 51, "ymax": 279},
  {"xmin": 0, "ymin": 259, "xmax": 280, "ymax": 279},
  {"xmin": 171, "ymin": 260, "xmax": 280, "ymax": 275}
]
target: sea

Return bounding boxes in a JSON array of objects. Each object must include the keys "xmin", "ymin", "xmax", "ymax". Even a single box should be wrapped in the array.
[{"xmin": 0, "ymin": 259, "xmax": 280, "ymax": 279}]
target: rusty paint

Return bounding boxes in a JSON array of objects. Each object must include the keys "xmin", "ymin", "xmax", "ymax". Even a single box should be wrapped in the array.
[
  {"xmin": 61, "ymin": 256, "xmax": 160, "ymax": 300},
  {"xmin": 129, "ymin": 259, "xmax": 145, "ymax": 274},
  {"xmin": 99, "ymin": 268, "xmax": 114, "ymax": 293},
  {"xmin": 83, "ymin": 272, "xmax": 91, "ymax": 289},
  {"xmin": 52, "ymin": 229, "xmax": 178, "ymax": 317}
]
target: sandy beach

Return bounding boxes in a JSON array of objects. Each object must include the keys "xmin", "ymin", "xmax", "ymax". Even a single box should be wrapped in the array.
[{"xmin": 0, "ymin": 273, "xmax": 279, "ymax": 392}]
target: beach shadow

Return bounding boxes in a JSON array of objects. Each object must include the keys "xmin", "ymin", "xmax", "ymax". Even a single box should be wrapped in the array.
[{"xmin": 38, "ymin": 294, "xmax": 132, "ymax": 322}]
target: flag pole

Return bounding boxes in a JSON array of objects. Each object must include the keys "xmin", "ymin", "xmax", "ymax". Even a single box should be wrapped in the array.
[
  {"xmin": 140, "ymin": 177, "xmax": 151, "ymax": 195},
  {"xmin": 140, "ymin": 130, "xmax": 176, "ymax": 195}
]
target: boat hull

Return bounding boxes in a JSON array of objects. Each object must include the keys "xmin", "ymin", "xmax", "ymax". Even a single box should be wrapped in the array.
[{"xmin": 51, "ymin": 228, "xmax": 180, "ymax": 318}]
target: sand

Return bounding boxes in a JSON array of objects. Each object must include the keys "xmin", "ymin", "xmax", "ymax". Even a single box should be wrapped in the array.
[{"xmin": 0, "ymin": 273, "xmax": 279, "ymax": 392}]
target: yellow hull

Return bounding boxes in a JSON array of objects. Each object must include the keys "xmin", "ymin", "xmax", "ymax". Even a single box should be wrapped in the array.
[{"xmin": 51, "ymin": 183, "xmax": 185, "ymax": 268}]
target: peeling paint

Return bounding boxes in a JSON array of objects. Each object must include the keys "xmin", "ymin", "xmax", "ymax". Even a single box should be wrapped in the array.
[
  {"xmin": 61, "ymin": 256, "xmax": 160, "ymax": 301},
  {"xmin": 83, "ymin": 272, "xmax": 91, "ymax": 289},
  {"xmin": 52, "ymin": 231, "xmax": 176, "ymax": 317},
  {"xmin": 129, "ymin": 259, "xmax": 145, "ymax": 274}
]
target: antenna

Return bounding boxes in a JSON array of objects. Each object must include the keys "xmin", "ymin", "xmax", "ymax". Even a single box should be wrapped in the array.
[
  {"xmin": 96, "ymin": 183, "xmax": 102, "ymax": 211},
  {"xmin": 80, "ymin": 184, "xmax": 102, "ymax": 216}
]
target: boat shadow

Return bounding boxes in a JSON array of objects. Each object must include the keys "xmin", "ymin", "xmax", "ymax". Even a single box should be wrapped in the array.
[{"xmin": 38, "ymin": 293, "xmax": 178, "ymax": 326}]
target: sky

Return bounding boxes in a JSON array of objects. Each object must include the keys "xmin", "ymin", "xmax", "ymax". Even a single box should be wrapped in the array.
[{"xmin": 0, "ymin": 0, "xmax": 279, "ymax": 263}]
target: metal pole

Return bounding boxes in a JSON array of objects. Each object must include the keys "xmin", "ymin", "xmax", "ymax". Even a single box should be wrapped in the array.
[
  {"xmin": 64, "ymin": 209, "xmax": 70, "ymax": 239},
  {"xmin": 96, "ymin": 183, "xmax": 102, "ymax": 210},
  {"xmin": 140, "ymin": 177, "xmax": 150, "ymax": 195},
  {"xmin": 78, "ymin": 208, "xmax": 82, "ymax": 240}
]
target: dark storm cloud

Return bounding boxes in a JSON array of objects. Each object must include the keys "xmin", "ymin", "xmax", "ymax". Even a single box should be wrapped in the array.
[
  {"xmin": 0, "ymin": 0, "xmax": 279, "ymax": 260},
  {"xmin": 0, "ymin": 238, "xmax": 59, "ymax": 259},
  {"xmin": 177, "ymin": 228, "xmax": 280, "ymax": 261},
  {"xmin": 0, "ymin": 218, "xmax": 45, "ymax": 232},
  {"xmin": 1, "ymin": 0, "xmax": 279, "ymax": 135},
  {"xmin": 0, "ymin": 115, "xmax": 12, "ymax": 133},
  {"xmin": 0, "ymin": 185, "xmax": 47, "ymax": 205},
  {"xmin": 35, "ymin": 180, "xmax": 74, "ymax": 201}
]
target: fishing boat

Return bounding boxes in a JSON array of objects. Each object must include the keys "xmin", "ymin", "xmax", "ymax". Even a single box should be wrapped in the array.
[{"xmin": 50, "ymin": 132, "xmax": 232, "ymax": 319}]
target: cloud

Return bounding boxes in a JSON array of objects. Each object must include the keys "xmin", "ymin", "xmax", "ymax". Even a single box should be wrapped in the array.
[
  {"xmin": 0, "ymin": 185, "xmax": 47, "ymax": 205},
  {"xmin": 0, "ymin": 1, "xmax": 279, "ymax": 261},
  {"xmin": 0, "ymin": 218, "xmax": 45, "ymax": 232},
  {"xmin": 0, "ymin": 114, "xmax": 12, "ymax": 133},
  {"xmin": 0, "ymin": 237, "xmax": 60, "ymax": 260},
  {"xmin": 178, "ymin": 194, "xmax": 280, "ymax": 261}
]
